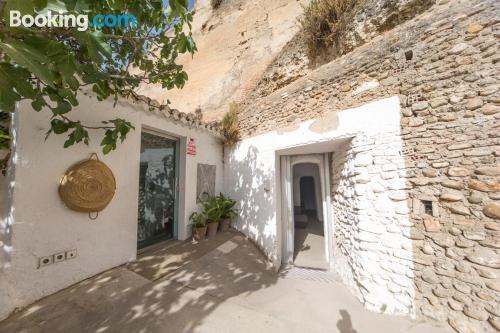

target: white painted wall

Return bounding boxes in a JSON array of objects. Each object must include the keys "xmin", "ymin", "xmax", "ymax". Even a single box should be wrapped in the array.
[
  {"xmin": 0, "ymin": 95, "xmax": 223, "ymax": 320},
  {"xmin": 225, "ymin": 97, "xmax": 401, "ymax": 262},
  {"xmin": 225, "ymin": 96, "xmax": 416, "ymax": 315},
  {"xmin": 0, "ymin": 114, "xmax": 16, "ymax": 319}
]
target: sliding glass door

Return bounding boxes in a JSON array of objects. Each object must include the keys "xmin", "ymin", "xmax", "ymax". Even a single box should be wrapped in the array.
[{"xmin": 137, "ymin": 131, "xmax": 178, "ymax": 249}]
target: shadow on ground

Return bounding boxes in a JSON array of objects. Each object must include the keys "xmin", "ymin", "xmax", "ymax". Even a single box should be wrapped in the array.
[
  {"xmin": 0, "ymin": 230, "xmax": 278, "ymax": 333},
  {"xmin": 337, "ymin": 310, "xmax": 358, "ymax": 333},
  {"xmin": 0, "ymin": 230, "xmax": 450, "ymax": 333}
]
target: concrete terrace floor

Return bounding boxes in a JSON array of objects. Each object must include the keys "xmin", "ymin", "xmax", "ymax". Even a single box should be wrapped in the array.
[
  {"xmin": 294, "ymin": 216, "xmax": 328, "ymax": 270},
  {"xmin": 0, "ymin": 230, "xmax": 450, "ymax": 333}
]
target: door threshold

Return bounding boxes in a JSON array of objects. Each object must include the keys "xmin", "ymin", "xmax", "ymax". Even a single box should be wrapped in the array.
[
  {"xmin": 280, "ymin": 263, "xmax": 330, "ymax": 272},
  {"xmin": 292, "ymin": 264, "xmax": 330, "ymax": 272},
  {"xmin": 137, "ymin": 238, "xmax": 181, "ymax": 256}
]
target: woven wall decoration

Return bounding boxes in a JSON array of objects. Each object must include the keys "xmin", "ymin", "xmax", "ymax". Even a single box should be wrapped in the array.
[{"xmin": 59, "ymin": 153, "xmax": 116, "ymax": 219}]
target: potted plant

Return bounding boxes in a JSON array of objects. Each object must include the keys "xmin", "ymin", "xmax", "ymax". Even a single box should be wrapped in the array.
[
  {"xmin": 201, "ymin": 193, "xmax": 223, "ymax": 237},
  {"xmin": 218, "ymin": 193, "xmax": 238, "ymax": 232},
  {"xmin": 190, "ymin": 211, "xmax": 207, "ymax": 242}
]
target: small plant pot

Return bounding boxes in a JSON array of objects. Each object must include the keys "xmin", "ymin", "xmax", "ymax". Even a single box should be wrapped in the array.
[
  {"xmin": 219, "ymin": 218, "xmax": 231, "ymax": 232},
  {"xmin": 207, "ymin": 221, "xmax": 219, "ymax": 237},
  {"xmin": 192, "ymin": 225, "xmax": 207, "ymax": 242}
]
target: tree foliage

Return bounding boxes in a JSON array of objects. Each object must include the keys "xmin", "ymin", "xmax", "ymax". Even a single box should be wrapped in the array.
[{"xmin": 0, "ymin": 0, "xmax": 196, "ymax": 155}]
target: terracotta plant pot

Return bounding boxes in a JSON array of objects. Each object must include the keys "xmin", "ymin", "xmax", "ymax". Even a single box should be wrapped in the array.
[
  {"xmin": 207, "ymin": 221, "xmax": 219, "ymax": 237},
  {"xmin": 219, "ymin": 218, "xmax": 231, "ymax": 232},
  {"xmin": 192, "ymin": 225, "xmax": 207, "ymax": 242}
]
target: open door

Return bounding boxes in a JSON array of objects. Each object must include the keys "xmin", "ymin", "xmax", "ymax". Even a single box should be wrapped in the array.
[
  {"xmin": 280, "ymin": 155, "xmax": 294, "ymax": 265},
  {"xmin": 280, "ymin": 154, "xmax": 332, "ymax": 269}
]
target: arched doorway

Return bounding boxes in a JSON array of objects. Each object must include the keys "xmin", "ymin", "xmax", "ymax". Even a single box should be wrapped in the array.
[{"xmin": 291, "ymin": 162, "xmax": 327, "ymax": 269}]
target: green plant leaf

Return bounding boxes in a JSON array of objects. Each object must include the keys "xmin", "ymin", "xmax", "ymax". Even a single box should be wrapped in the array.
[
  {"xmin": 54, "ymin": 53, "xmax": 78, "ymax": 83},
  {"xmin": 0, "ymin": 64, "xmax": 35, "ymax": 99},
  {"xmin": 74, "ymin": 31, "xmax": 112, "ymax": 64},
  {"xmin": 52, "ymin": 100, "xmax": 72, "ymax": 115},
  {"xmin": 1, "ymin": 0, "xmax": 196, "ymax": 152},
  {"xmin": 0, "ymin": 40, "xmax": 55, "ymax": 87},
  {"xmin": 2, "ymin": 0, "xmax": 35, "ymax": 24},
  {"xmin": 102, "ymin": 144, "xmax": 113, "ymax": 155},
  {"xmin": 50, "ymin": 119, "xmax": 69, "ymax": 134},
  {"xmin": 31, "ymin": 96, "xmax": 46, "ymax": 111},
  {"xmin": 45, "ymin": 0, "xmax": 67, "ymax": 11}
]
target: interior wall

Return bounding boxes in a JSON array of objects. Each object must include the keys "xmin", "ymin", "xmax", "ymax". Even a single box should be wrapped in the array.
[
  {"xmin": 0, "ymin": 95, "xmax": 223, "ymax": 320},
  {"xmin": 299, "ymin": 177, "xmax": 316, "ymax": 210},
  {"xmin": 292, "ymin": 163, "xmax": 322, "ymax": 217}
]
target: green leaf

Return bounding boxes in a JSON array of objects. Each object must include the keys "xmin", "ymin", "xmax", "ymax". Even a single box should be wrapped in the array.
[
  {"xmin": 74, "ymin": 31, "xmax": 112, "ymax": 64},
  {"xmin": 68, "ymin": 0, "xmax": 91, "ymax": 12},
  {"xmin": 0, "ymin": 63, "xmax": 35, "ymax": 99},
  {"xmin": 52, "ymin": 100, "xmax": 72, "ymax": 115},
  {"xmin": 2, "ymin": 0, "xmax": 35, "ymax": 25},
  {"xmin": 23, "ymin": 36, "xmax": 65, "ymax": 58},
  {"xmin": 45, "ymin": 0, "xmax": 67, "ymax": 11},
  {"xmin": 58, "ymin": 88, "xmax": 78, "ymax": 106},
  {"xmin": 33, "ymin": 0, "xmax": 48, "ymax": 9},
  {"xmin": 0, "ymin": 72, "xmax": 21, "ymax": 112},
  {"xmin": 169, "ymin": 0, "xmax": 189, "ymax": 17},
  {"xmin": 65, "ymin": 76, "xmax": 80, "ymax": 91},
  {"xmin": 31, "ymin": 96, "xmax": 46, "ymax": 111},
  {"xmin": 100, "ymin": 133, "xmax": 114, "ymax": 146},
  {"xmin": 1, "ymin": 0, "xmax": 196, "ymax": 152},
  {"xmin": 102, "ymin": 144, "xmax": 113, "ymax": 155},
  {"xmin": 72, "ymin": 126, "xmax": 85, "ymax": 142},
  {"xmin": 50, "ymin": 119, "xmax": 69, "ymax": 134},
  {"xmin": 177, "ymin": 38, "xmax": 187, "ymax": 53},
  {"xmin": 54, "ymin": 53, "xmax": 78, "ymax": 82},
  {"xmin": 0, "ymin": 40, "xmax": 56, "ymax": 87},
  {"xmin": 64, "ymin": 136, "xmax": 75, "ymax": 148}
]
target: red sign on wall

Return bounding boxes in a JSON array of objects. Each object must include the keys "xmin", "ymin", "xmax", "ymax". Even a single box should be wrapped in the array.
[{"xmin": 187, "ymin": 138, "xmax": 196, "ymax": 156}]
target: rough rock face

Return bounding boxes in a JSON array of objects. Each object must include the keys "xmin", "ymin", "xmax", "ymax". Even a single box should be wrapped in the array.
[
  {"xmin": 137, "ymin": 0, "xmax": 308, "ymax": 121},
  {"xmin": 311, "ymin": 0, "xmax": 436, "ymax": 65},
  {"xmin": 249, "ymin": 0, "xmax": 436, "ymax": 99},
  {"xmin": 139, "ymin": 0, "xmax": 436, "ymax": 120},
  {"xmin": 239, "ymin": 0, "xmax": 500, "ymax": 332},
  {"xmin": 250, "ymin": 34, "xmax": 310, "ymax": 101}
]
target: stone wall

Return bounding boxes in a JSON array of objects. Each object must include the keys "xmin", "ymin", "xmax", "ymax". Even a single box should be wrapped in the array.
[
  {"xmin": 239, "ymin": 0, "xmax": 500, "ymax": 332},
  {"xmin": 330, "ymin": 131, "xmax": 419, "ymax": 315},
  {"xmin": 329, "ymin": 141, "xmax": 362, "ymax": 298}
]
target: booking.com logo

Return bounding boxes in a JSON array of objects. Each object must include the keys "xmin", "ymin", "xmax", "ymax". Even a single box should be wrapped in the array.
[{"xmin": 9, "ymin": 10, "xmax": 137, "ymax": 31}]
